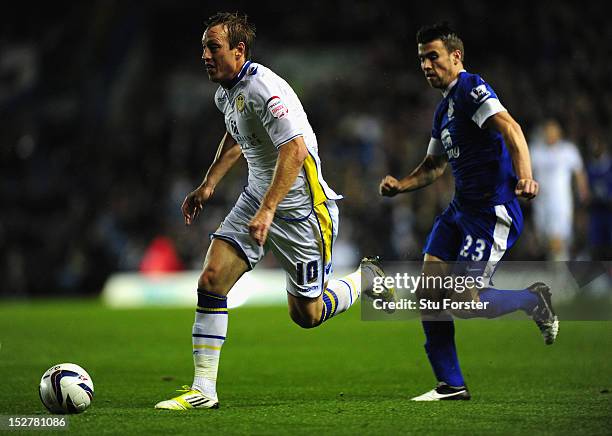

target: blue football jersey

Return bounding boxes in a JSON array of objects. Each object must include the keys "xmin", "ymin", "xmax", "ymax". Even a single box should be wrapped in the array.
[{"xmin": 431, "ymin": 71, "xmax": 517, "ymax": 206}]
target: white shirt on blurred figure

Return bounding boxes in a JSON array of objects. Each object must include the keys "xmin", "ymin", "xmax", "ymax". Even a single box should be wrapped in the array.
[{"xmin": 531, "ymin": 139, "xmax": 583, "ymax": 240}]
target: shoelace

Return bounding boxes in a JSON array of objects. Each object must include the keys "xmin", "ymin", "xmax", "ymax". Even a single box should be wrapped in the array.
[{"xmin": 176, "ymin": 385, "xmax": 193, "ymax": 394}]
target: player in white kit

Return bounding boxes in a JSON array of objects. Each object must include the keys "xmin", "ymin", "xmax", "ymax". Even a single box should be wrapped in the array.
[
  {"xmin": 531, "ymin": 119, "xmax": 589, "ymax": 260},
  {"xmin": 155, "ymin": 12, "xmax": 391, "ymax": 410}
]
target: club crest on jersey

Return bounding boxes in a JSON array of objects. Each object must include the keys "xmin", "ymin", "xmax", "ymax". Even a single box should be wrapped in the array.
[
  {"xmin": 470, "ymin": 84, "xmax": 490, "ymax": 103},
  {"xmin": 235, "ymin": 93, "xmax": 246, "ymax": 112},
  {"xmin": 267, "ymin": 96, "xmax": 288, "ymax": 119},
  {"xmin": 447, "ymin": 99, "xmax": 455, "ymax": 120}
]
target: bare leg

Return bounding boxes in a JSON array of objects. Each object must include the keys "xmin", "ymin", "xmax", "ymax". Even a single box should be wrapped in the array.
[
  {"xmin": 191, "ymin": 239, "xmax": 249, "ymax": 399},
  {"xmin": 198, "ymin": 238, "xmax": 249, "ymax": 295}
]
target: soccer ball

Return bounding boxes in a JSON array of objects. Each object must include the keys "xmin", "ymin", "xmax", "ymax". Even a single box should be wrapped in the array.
[{"xmin": 39, "ymin": 363, "xmax": 94, "ymax": 414}]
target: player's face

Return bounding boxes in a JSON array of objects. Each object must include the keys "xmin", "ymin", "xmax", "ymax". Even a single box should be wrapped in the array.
[
  {"xmin": 543, "ymin": 121, "xmax": 562, "ymax": 145},
  {"xmin": 418, "ymin": 40, "xmax": 461, "ymax": 89},
  {"xmin": 201, "ymin": 24, "xmax": 243, "ymax": 85}
]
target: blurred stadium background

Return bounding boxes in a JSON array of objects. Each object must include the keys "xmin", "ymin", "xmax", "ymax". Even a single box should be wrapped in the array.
[
  {"xmin": 2, "ymin": 0, "xmax": 611, "ymax": 298},
  {"xmin": 2, "ymin": 2, "xmax": 612, "ymax": 433}
]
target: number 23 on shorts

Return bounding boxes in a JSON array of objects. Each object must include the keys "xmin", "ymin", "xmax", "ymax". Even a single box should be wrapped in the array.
[{"xmin": 459, "ymin": 235, "xmax": 486, "ymax": 261}]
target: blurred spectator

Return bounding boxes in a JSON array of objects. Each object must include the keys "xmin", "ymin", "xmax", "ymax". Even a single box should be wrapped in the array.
[
  {"xmin": 585, "ymin": 137, "xmax": 612, "ymax": 260},
  {"xmin": 531, "ymin": 119, "xmax": 590, "ymax": 260},
  {"xmin": 139, "ymin": 236, "xmax": 185, "ymax": 274}
]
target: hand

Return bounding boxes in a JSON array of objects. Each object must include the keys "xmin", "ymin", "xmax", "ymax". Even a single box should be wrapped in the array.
[
  {"xmin": 249, "ymin": 207, "xmax": 275, "ymax": 246},
  {"xmin": 379, "ymin": 175, "xmax": 402, "ymax": 197},
  {"xmin": 181, "ymin": 186, "xmax": 213, "ymax": 225},
  {"xmin": 515, "ymin": 178, "xmax": 539, "ymax": 200}
]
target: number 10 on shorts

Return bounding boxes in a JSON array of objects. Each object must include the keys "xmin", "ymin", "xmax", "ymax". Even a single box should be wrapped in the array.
[{"xmin": 296, "ymin": 260, "xmax": 318, "ymax": 285}]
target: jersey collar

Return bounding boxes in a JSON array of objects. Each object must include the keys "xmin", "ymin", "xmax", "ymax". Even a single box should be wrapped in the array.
[
  {"xmin": 224, "ymin": 60, "xmax": 252, "ymax": 90},
  {"xmin": 442, "ymin": 69, "xmax": 466, "ymax": 98}
]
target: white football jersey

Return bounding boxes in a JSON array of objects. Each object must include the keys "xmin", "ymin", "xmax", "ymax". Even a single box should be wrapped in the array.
[
  {"xmin": 531, "ymin": 140, "xmax": 583, "ymax": 206},
  {"xmin": 214, "ymin": 61, "xmax": 342, "ymax": 210},
  {"xmin": 531, "ymin": 139, "xmax": 583, "ymax": 239}
]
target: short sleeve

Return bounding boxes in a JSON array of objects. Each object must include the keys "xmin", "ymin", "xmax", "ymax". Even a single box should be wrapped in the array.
[
  {"xmin": 427, "ymin": 138, "xmax": 444, "ymax": 155},
  {"xmin": 431, "ymin": 105, "xmax": 443, "ymax": 140},
  {"xmin": 250, "ymin": 77, "xmax": 304, "ymax": 148},
  {"xmin": 459, "ymin": 75, "xmax": 506, "ymax": 128},
  {"xmin": 214, "ymin": 88, "xmax": 227, "ymax": 114},
  {"xmin": 472, "ymin": 99, "xmax": 506, "ymax": 128}
]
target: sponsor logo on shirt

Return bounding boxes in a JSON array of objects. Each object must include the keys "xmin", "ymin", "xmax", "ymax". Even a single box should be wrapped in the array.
[
  {"xmin": 235, "ymin": 93, "xmax": 245, "ymax": 112},
  {"xmin": 470, "ymin": 84, "xmax": 490, "ymax": 103},
  {"xmin": 442, "ymin": 128, "xmax": 460, "ymax": 159},
  {"xmin": 267, "ymin": 96, "xmax": 289, "ymax": 119},
  {"xmin": 230, "ymin": 119, "xmax": 239, "ymax": 136}
]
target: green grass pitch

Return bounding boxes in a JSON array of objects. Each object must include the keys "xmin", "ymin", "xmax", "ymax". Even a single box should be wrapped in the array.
[{"xmin": 1, "ymin": 300, "xmax": 611, "ymax": 435}]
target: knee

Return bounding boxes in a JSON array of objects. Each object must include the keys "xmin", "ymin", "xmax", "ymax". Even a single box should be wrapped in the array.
[
  {"xmin": 416, "ymin": 286, "xmax": 441, "ymax": 317},
  {"xmin": 449, "ymin": 309, "xmax": 474, "ymax": 319},
  {"xmin": 415, "ymin": 287, "xmax": 429, "ymax": 302},
  {"xmin": 446, "ymin": 293, "xmax": 480, "ymax": 319},
  {"xmin": 198, "ymin": 266, "xmax": 222, "ymax": 291},
  {"xmin": 289, "ymin": 309, "xmax": 321, "ymax": 329}
]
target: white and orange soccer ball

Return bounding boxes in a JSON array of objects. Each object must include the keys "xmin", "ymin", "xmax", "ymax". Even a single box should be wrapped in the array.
[{"xmin": 39, "ymin": 363, "xmax": 94, "ymax": 414}]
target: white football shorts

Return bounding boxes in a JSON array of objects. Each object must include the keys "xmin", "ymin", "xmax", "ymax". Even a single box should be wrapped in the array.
[
  {"xmin": 533, "ymin": 199, "xmax": 573, "ymax": 240},
  {"xmin": 211, "ymin": 190, "xmax": 339, "ymax": 298}
]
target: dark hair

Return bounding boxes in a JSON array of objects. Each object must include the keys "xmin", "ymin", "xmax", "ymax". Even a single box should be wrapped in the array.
[
  {"xmin": 416, "ymin": 22, "xmax": 464, "ymax": 61},
  {"xmin": 206, "ymin": 12, "xmax": 256, "ymax": 59}
]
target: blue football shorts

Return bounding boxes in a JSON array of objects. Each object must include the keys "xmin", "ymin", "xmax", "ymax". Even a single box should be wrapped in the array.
[{"xmin": 423, "ymin": 197, "xmax": 523, "ymax": 282}]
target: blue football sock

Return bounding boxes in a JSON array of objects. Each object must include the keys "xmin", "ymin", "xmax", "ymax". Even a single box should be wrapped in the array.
[
  {"xmin": 422, "ymin": 318, "xmax": 466, "ymax": 387},
  {"xmin": 478, "ymin": 288, "xmax": 539, "ymax": 318}
]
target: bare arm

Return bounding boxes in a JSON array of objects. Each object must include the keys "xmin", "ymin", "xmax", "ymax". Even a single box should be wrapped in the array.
[
  {"xmin": 181, "ymin": 132, "xmax": 242, "ymax": 225},
  {"xmin": 484, "ymin": 111, "xmax": 538, "ymax": 199},
  {"xmin": 200, "ymin": 131, "xmax": 243, "ymax": 193},
  {"xmin": 379, "ymin": 154, "xmax": 448, "ymax": 197},
  {"xmin": 574, "ymin": 169, "xmax": 590, "ymax": 204},
  {"xmin": 249, "ymin": 136, "xmax": 309, "ymax": 245}
]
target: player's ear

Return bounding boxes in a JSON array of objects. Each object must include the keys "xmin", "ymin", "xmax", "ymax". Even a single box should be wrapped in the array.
[
  {"xmin": 452, "ymin": 50, "xmax": 462, "ymax": 65},
  {"xmin": 235, "ymin": 42, "xmax": 246, "ymax": 59}
]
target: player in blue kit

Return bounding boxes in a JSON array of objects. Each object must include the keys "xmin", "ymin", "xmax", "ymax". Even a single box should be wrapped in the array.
[{"xmin": 380, "ymin": 23, "xmax": 559, "ymax": 401}]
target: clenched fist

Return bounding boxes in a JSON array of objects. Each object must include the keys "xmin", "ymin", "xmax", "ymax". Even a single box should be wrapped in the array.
[
  {"xmin": 515, "ymin": 178, "xmax": 539, "ymax": 200},
  {"xmin": 379, "ymin": 175, "xmax": 403, "ymax": 197}
]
